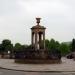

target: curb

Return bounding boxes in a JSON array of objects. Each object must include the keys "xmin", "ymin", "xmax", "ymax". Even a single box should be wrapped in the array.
[{"xmin": 0, "ymin": 67, "xmax": 75, "ymax": 72}]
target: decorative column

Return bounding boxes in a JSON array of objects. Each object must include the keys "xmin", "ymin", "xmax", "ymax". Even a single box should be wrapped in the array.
[
  {"xmin": 31, "ymin": 32, "xmax": 33, "ymax": 47},
  {"xmin": 35, "ymin": 32, "xmax": 38, "ymax": 50},
  {"xmin": 43, "ymin": 31, "xmax": 45, "ymax": 49},
  {"xmin": 37, "ymin": 33, "xmax": 39, "ymax": 50},
  {"xmin": 39, "ymin": 33, "xmax": 41, "ymax": 49},
  {"xmin": 32, "ymin": 32, "xmax": 35, "ymax": 48}
]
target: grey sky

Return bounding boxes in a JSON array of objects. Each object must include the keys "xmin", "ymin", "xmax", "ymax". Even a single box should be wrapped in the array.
[{"xmin": 0, "ymin": 0, "xmax": 75, "ymax": 45}]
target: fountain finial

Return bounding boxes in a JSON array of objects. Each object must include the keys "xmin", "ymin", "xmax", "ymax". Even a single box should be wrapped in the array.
[{"xmin": 36, "ymin": 18, "xmax": 41, "ymax": 25}]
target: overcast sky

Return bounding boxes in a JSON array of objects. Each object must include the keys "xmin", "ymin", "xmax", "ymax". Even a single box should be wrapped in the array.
[{"xmin": 0, "ymin": 0, "xmax": 75, "ymax": 45}]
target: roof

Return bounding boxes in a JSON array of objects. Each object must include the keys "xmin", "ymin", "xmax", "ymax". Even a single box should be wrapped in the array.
[{"xmin": 31, "ymin": 25, "xmax": 46, "ymax": 29}]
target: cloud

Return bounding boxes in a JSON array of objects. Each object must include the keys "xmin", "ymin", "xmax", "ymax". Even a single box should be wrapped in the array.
[
  {"xmin": 18, "ymin": 0, "xmax": 66, "ymax": 15},
  {"xmin": 0, "ymin": 0, "xmax": 75, "ymax": 44}
]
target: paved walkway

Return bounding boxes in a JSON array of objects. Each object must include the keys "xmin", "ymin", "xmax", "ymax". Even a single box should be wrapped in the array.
[{"xmin": 0, "ymin": 58, "xmax": 75, "ymax": 72}]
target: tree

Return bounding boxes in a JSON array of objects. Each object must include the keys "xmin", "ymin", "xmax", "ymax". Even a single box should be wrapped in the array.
[
  {"xmin": 45, "ymin": 39, "xmax": 61, "ymax": 59},
  {"xmin": 14, "ymin": 43, "xmax": 30, "ymax": 52},
  {"xmin": 59, "ymin": 43, "xmax": 70, "ymax": 56},
  {"xmin": 14, "ymin": 43, "xmax": 22, "ymax": 52},
  {"xmin": 5, "ymin": 44, "xmax": 13, "ymax": 52},
  {"xmin": 20, "ymin": 45, "xmax": 29, "ymax": 51},
  {"xmin": 0, "ymin": 44, "xmax": 2, "ymax": 53},
  {"xmin": 55, "ymin": 41, "xmax": 60, "ymax": 50},
  {"xmin": 71, "ymin": 38, "xmax": 75, "ymax": 52},
  {"xmin": 1, "ymin": 39, "xmax": 13, "ymax": 53},
  {"xmin": 45, "ymin": 39, "xmax": 60, "ymax": 50},
  {"xmin": 45, "ymin": 39, "xmax": 50, "ymax": 49},
  {"xmin": 49, "ymin": 39, "xmax": 56, "ymax": 50}
]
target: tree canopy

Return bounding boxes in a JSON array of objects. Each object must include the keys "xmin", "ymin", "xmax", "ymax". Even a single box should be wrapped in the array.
[
  {"xmin": 0, "ymin": 38, "xmax": 73, "ymax": 56},
  {"xmin": 1, "ymin": 39, "xmax": 13, "ymax": 53}
]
